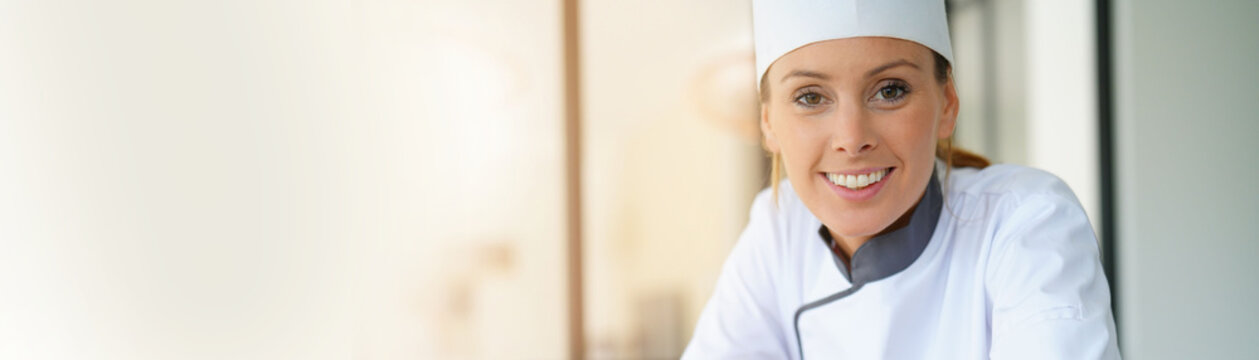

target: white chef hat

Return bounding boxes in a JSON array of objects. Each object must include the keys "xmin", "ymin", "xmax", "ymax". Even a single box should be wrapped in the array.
[{"xmin": 752, "ymin": 0, "xmax": 954, "ymax": 89}]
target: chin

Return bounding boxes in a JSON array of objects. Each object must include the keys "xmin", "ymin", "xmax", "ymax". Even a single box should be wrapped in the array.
[{"xmin": 822, "ymin": 209, "xmax": 895, "ymax": 239}]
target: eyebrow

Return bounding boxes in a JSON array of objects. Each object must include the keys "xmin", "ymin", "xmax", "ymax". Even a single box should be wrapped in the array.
[
  {"xmin": 864, "ymin": 59, "xmax": 919, "ymax": 78},
  {"xmin": 778, "ymin": 59, "xmax": 921, "ymax": 83},
  {"xmin": 780, "ymin": 70, "xmax": 830, "ymax": 83}
]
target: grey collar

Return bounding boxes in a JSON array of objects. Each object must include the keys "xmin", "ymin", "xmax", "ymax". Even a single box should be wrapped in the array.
[{"xmin": 818, "ymin": 169, "xmax": 943, "ymax": 285}]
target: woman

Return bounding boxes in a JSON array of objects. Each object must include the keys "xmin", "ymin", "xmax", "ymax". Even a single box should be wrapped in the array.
[{"xmin": 682, "ymin": 0, "xmax": 1120, "ymax": 359}]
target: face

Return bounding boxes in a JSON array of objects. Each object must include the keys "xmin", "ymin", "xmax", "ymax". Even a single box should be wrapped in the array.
[{"xmin": 760, "ymin": 37, "xmax": 957, "ymax": 243}]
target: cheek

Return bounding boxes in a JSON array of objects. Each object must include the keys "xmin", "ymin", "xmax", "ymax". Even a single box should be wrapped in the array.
[
  {"xmin": 877, "ymin": 108, "xmax": 939, "ymax": 157},
  {"xmin": 771, "ymin": 112, "xmax": 828, "ymax": 166}
]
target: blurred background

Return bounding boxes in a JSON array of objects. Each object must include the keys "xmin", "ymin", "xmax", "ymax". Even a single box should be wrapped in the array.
[{"xmin": 0, "ymin": 0, "xmax": 1255, "ymax": 359}]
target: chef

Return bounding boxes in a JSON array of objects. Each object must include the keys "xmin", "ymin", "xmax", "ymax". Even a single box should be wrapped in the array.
[{"xmin": 682, "ymin": 0, "xmax": 1121, "ymax": 358}]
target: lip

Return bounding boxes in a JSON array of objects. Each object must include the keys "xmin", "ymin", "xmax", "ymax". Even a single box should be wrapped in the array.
[
  {"xmin": 820, "ymin": 167, "xmax": 894, "ymax": 202},
  {"xmin": 826, "ymin": 167, "xmax": 891, "ymax": 176}
]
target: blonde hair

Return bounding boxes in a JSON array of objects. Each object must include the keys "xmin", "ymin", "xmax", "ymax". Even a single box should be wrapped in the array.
[{"xmin": 762, "ymin": 51, "xmax": 990, "ymax": 200}]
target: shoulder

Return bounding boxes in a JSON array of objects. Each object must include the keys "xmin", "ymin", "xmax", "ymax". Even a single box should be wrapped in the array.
[
  {"xmin": 739, "ymin": 180, "xmax": 822, "ymax": 257},
  {"xmin": 961, "ymin": 168, "xmax": 1115, "ymax": 355},
  {"xmin": 951, "ymin": 164, "xmax": 1101, "ymax": 280},
  {"xmin": 945, "ymin": 163, "xmax": 1078, "ymax": 203},
  {"xmin": 943, "ymin": 164, "xmax": 1096, "ymax": 256}
]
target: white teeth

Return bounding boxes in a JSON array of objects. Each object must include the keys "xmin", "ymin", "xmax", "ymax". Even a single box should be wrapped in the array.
[{"xmin": 826, "ymin": 169, "xmax": 888, "ymax": 190}]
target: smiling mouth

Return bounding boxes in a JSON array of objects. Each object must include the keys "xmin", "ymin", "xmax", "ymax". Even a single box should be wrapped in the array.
[{"xmin": 825, "ymin": 168, "xmax": 892, "ymax": 190}]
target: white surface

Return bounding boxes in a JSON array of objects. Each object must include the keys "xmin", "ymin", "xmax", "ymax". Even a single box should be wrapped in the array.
[
  {"xmin": 752, "ymin": 0, "xmax": 953, "ymax": 86},
  {"xmin": 1115, "ymin": 0, "xmax": 1259, "ymax": 358},
  {"xmin": 684, "ymin": 165, "xmax": 1118, "ymax": 359}
]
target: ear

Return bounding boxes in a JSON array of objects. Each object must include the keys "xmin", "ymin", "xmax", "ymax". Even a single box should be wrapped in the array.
[
  {"xmin": 937, "ymin": 77, "xmax": 959, "ymax": 140},
  {"xmin": 760, "ymin": 103, "xmax": 780, "ymax": 153}
]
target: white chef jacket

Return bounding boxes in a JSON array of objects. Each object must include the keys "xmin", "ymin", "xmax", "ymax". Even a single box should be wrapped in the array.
[{"xmin": 683, "ymin": 163, "xmax": 1120, "ymax": 359}]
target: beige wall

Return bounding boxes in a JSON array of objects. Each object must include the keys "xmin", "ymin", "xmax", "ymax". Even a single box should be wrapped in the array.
[{"xmin": 0, "ymin": 1, "xmax": 570, "ymax": 359}]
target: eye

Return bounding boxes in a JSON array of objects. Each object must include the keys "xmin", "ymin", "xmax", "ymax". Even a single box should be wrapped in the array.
[
  {"xmin": 797, "ymin": 93, "xmax": 824, "ymax": 106},
  {"xmin": 792, "ymin": 88, "xmax": 830, "ymax": 108},
  {"xmin": 877, "ymin": 86, "xmax": 904, "ymax": 99},
  {"xmin": 871, "ymin": 80, "xmax": 911, "ymax": 103}
]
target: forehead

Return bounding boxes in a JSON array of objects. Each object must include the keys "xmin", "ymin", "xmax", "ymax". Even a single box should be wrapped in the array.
[{"xmin": 768, "ymin": 37, "xmax": 934, "ymax": 79}]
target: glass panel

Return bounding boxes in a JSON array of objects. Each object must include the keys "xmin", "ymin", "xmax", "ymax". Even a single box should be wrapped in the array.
[
  {"xmin": 354, "ymin": 0, "xmax": 568, "ymax": 358},
  {"xmin": 581, "ymin": 0, "xmax": 763, "ymax": 358}
]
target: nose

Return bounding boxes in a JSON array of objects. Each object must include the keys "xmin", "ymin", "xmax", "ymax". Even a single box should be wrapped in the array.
[{"xmin": 828, "ymin": 105, "xmax": 877, "ymax": 156}]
